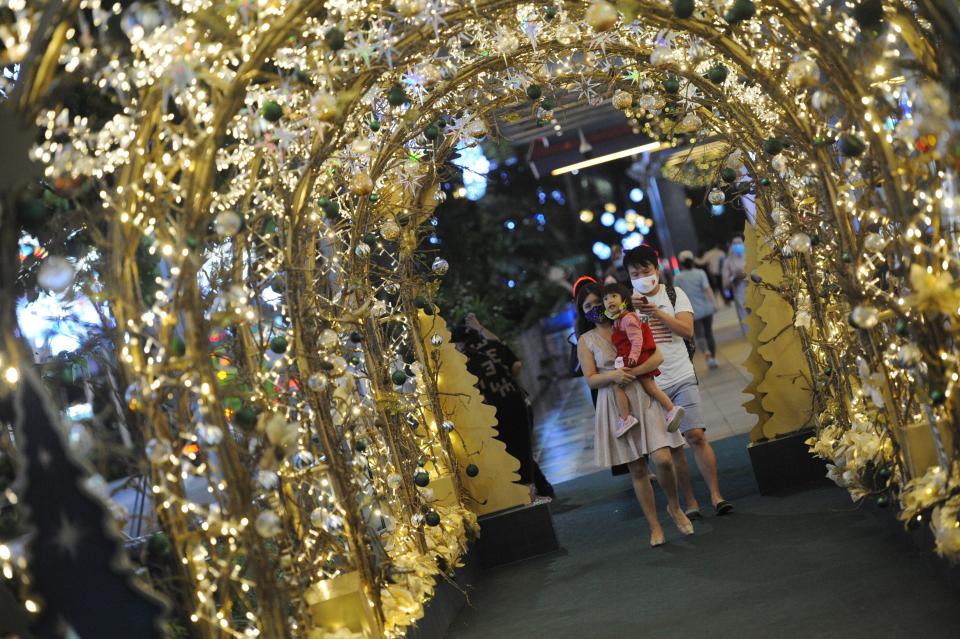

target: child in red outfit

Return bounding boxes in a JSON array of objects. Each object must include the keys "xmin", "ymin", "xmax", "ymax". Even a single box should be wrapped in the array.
[{"xmin": 602, "ymin": 283, "xmax": 685, "ymax": 438}]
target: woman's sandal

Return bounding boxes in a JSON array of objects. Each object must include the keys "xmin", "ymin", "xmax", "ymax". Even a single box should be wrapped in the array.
[
  {"xmin": 650, "ymin": 531, "xmax": 666, "ymax": 547},
  {"xmin": 684, "ymin": 508, "xmax": 702, "ymax": 521}
]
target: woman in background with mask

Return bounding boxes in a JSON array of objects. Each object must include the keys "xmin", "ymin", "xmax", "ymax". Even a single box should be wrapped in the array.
[{"xmin": 722, "ymin": 235, "xmax": 749, "ymax": 335}]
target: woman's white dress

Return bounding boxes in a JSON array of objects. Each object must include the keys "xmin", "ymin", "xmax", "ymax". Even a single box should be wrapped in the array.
[{"xmin": 581, "ymin": 328, "xmax": 685, "ymax": 467}]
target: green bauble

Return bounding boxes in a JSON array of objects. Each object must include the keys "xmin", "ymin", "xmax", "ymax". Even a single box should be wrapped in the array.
[
  {"xmin": 707, "ymin": 65, "xmax": 728, "ymax": 84},
  {"xmin": 369, "ymin": 117, "xmax": 381, "ymax": 132},
  {"xmin": 725, "ymin": 0, "xmax": 756, "ymax": 23},
  {"xmin": 270, "ymin": 336, "xmax": 288, "ymax": 354},
  {"xmin": 763, "ymin": 137, "xmax": 784, "ymax": 155},
  {"xmin": 391, "ymin": 369, "xmax": 408, "ymax": 386},
  {"xmin": 465, "ymin": 464, "xmax": 480, "ymax": 477},
  {"xmin": 673, "ymin": 0, "xmax": 695, "ymax": 18},
  {"xmin": 841, "ymin": 252, "xmax": 852, "ymax": 263},
  {"xmin": 170, "ymin": 336, "xmax": 186, "ymax": 358},
  {"xmin": 387, "ymin": 84, "xmax": 407, "ymax": 107},
  {"xmin": 720, "ymin": 167, "xmax": 737, "ymax": 183},
  {"xmin": 325, "ymin": 27, "xmax": 346, "ymax": 51},
  {"xmin": 823, "ymin": 366, "xmax": 833, "ymax": 376},
  {"xmin": 318, "ymin": 196, "xmax": 339, "ymax": 218},
  {"xmin": 930, "ymin": 389, "xmax": 947, "ymax": 405},
  {"xmin": 839, "ymin": 134, "xmax": 866, "ymax": 157},
  {"xmin": 875, "ymin": 494, "xmax": 889, "ymax": 508},
  {"xmin": 349, "ymin": 331, "xmax": 363, "ymax": 343},
  {"xmin": 368, "ymin": 193, "xmax": 380, "ymax": 203},
  {"xmin": 545, "ymin": 6, "xmax": 558, "ymax": 20},
  {"xmin": 895, "ymin": 318, "xmax": 909, "ymax": 337},
  {"xmin": 526, "ymin": 84, "xmax": 542, "ymax": 101},
  {"xmin": 355, "ymin": 440, "xmax": 367, "ymax": 453},
  {"xmin": 235, "ymin": 406, "xmax": 258, "ymax": 429},
  {"xmin": 417, "ymin": 455, "xmax": 426, "ymax": 467},
  {"xmin": 363, "ymin": 232, "xmax": 378, "ymax": 244},
  {"xmin": 260, "ymin": 100, "xmax": 283, "ymax": 122},
  {"xmin": 759, "ymin": 177, "xmax": 771, "ymax": 186},
  {"xmin": 425, "ymin": 511, "xmax": 441, "ymax": 527},
  {"xmin": 541, "ymin": 97, "xmax": 556, "ymax": 111},
  {"xmin": 147, "ymin": 532, "xmax": 173, "ymax": 561},
  {"xmin": 663, "ymin": 77, "xmax": 680, "ymax": 94},
  {"xmin": 877, "ymin": 466, "xmax": 892, "ymax": 481},
  {"xmin": 424, "ymin": 125, "xmax": 439, "ymax": 140},
  {"xmin": 414, "ymin": 471, "xmax": 430, "ymax": 487}
]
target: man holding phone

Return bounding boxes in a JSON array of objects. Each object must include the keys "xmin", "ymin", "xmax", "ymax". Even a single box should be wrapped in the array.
[{"xmin": 623, "ymin": 245, "xmax": 733, "ymax": 518}]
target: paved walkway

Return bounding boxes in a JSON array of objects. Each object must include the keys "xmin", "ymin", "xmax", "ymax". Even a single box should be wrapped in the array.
[{"xmin": 534, "ymin": 306, "xmax": 755, "ymax": 484}]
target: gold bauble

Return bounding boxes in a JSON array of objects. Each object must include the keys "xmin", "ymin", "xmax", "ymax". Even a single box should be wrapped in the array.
[
  {"xmin": 312, "ymin": 92, "xmax": 339, "ymax": 122},
  {"xmin": 786, "ymin": 58, "xmax": 820, "ymax": 89},
  {"xmin": 351, "ymin": 171, "xmax": 374, "ymax": 195},
  {"xmin": 381, "ymin": 217, "xmax": 401, "ymax": 241},
  {"xmin": 586, "ymin": 0, "xmax": 618, "ymax": 31},
  {"xmin": 555, "ymin": 22, "xmax": 579, "ymax": 46},
  {"xmin": 396, "ymin": 0, "xmax": 425, "ymax": 17},
  {"xmin": 612, "ymin": 90, "xmax": 632, "ymax": 110}
]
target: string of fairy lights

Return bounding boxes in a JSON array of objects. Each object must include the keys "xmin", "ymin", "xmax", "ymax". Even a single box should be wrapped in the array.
[{"xmin": 0, "ymin": 0, "xmax": 958, "ymax": 636}]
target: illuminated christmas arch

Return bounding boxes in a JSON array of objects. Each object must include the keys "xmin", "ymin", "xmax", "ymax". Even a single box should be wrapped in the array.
[{"xmin": 2, "ymin": 1, "xmax": 959, "ymax": 637}]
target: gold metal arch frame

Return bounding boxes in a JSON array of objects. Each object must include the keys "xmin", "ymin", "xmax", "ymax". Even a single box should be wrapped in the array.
[{"xmin": 1, "ymin": 0, "xmax": 959, "ymax": 636}]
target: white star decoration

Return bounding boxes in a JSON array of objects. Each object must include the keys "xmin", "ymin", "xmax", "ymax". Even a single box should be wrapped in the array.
[{"xmin": 54, "ymin": 514, "xmax": 82, "ymax": 559}]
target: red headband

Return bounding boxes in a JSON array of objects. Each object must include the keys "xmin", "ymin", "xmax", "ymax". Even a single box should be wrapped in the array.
[{"xmin": 572, "ymin": 275, "xmax": 598, "ymax": 298}]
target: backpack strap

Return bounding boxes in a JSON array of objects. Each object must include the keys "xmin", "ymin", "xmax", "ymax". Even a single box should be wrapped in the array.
[{"xmin": 663, "ymin": 284, "xmax": 696, "ymax": 361}]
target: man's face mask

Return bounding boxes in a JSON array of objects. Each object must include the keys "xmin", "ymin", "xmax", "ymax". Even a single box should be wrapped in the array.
[
  {"xmin": 632, "ymin": 274, "xmax": 659, "ymax": 295},
  {"xmin": 731, "ymin": 243, "xmax": 745, "ymax": 257}
]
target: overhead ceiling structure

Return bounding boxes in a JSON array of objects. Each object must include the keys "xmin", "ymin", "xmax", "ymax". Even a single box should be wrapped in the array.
[{"xmin": 492, "ymin": 88, "xmax": 657, "ymax": 177}]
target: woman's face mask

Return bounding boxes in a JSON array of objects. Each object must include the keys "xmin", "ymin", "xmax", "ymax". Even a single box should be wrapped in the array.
[
  {"xmin": 631, "ymin": 274, "xmax": 659, "ymax": 295},
  {"xmin": 584, "ymin": 305, "xmax": 605, "ymax": 323},
  {"xmin": 731, "ymin": 243, "xmax": 745, "ymax": 257}
]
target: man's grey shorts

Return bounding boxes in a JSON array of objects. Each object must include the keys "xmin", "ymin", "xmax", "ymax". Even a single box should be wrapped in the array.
[{"xmin": 661, "ymin": 376, "xmax": 705, "ymax": 434}]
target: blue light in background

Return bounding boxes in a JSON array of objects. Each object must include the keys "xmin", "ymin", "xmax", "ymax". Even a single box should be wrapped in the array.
[
  {"xmin": 504, "ymin": 220, "xmax": 516, "ymax": 230},
  {"xmin": 537, "ymin": 188, "xmax": 547, "ymax": 204},
  {"xmin": 429, "ymin": 235, "xmax": 440, "ymax": 245},
  {"xmin": 550, "ymin": 190, "xmax": 566, "ymax": 205},
  {"xmin": 638, "ymin": 224, "xmax": 650, "ymax": 235},
  {"xmin": 629, "ymin": 188, "xmax": 644, "ymax": 203},
  {"xmin": 623, "ymin": 232, "xmax": 644, "ymax": 250},
  {"xmin": 592, "ymin": 242, "xmax": 612, "ymax": 260},
  {"xmin": 614, "ymin": 218, "xmax": 629, "ymax": 234},
  {"xmin": 711, "ymin": 204, "xmax": 725, "ymax": 216},
  {"xmin": 535, "ymin": 213, "xmax": 546, "ymax": 225},
  {"xmin": 452, "ymin": 143, "xmax": 491, "ymax": 200},
  {"xmin": 625, "ymin": 208, "xmax": 637, "ymax": 216},
  {"xmin": 600, "ymin": 212, "xmax": 616, "ymax": 227},
  {"xmin": 507, "ymin": 279, "xmax": 516, "ymax": 288}
]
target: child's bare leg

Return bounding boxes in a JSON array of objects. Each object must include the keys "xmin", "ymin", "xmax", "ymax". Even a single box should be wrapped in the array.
[
  {"xmin": 641, "ymin": 376, "xmax": 674, "ymax": 412},
  {"xmin": 614, "ymin": 385, "xmax": 632, "ymax": 420}
]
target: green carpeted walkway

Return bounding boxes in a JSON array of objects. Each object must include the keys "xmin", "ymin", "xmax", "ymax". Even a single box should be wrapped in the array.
[{"xmin": 445, "ymin": 435, "xmax": 960, "ymax": 639}]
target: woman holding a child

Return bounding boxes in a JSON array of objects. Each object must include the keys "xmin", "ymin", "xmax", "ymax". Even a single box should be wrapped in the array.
[{"xmin": 574, "ymin": 279, "xmax": 695, "ymax": 546}]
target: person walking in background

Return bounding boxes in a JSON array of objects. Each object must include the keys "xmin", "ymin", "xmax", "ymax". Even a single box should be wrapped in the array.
[
  {"xmin": 602, "ymin": 244, "xmax": 629, "ymax": 285},
  {"xmin": 697, "ymin": 243, "xmax": 727, "ymax": 302},
  {"xmin": 625, "ymin": 245, "xmax": 733, "ymax": 519},
  {"xmin": 722, "ymin": 235, "xmax": 749, "ymax": 335},
  {"xmin": 674, "ymin": 251, "xmax": 720, "ymax": 370},
  {"xmin": 452, "ymin": 315, "xmax": 555, "ymax": 501}
]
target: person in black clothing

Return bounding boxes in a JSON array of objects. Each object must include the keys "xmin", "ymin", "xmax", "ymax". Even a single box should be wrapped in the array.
[{"xmin": 451, "ymin": 315, "xmax": 555, "ymax": 500}]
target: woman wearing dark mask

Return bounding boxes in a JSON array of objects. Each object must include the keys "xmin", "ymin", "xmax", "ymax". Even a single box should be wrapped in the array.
[
  {"xmin": 575, "ymin": 281, "xmax": 693, "ymax": 546},
  {"xmin": 721, "ymin": 235, "xmax": 749, "ymax": 335},
  {"xmin": 451, "ymin": 317, "xmax": 554, "ymax": 501}
]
